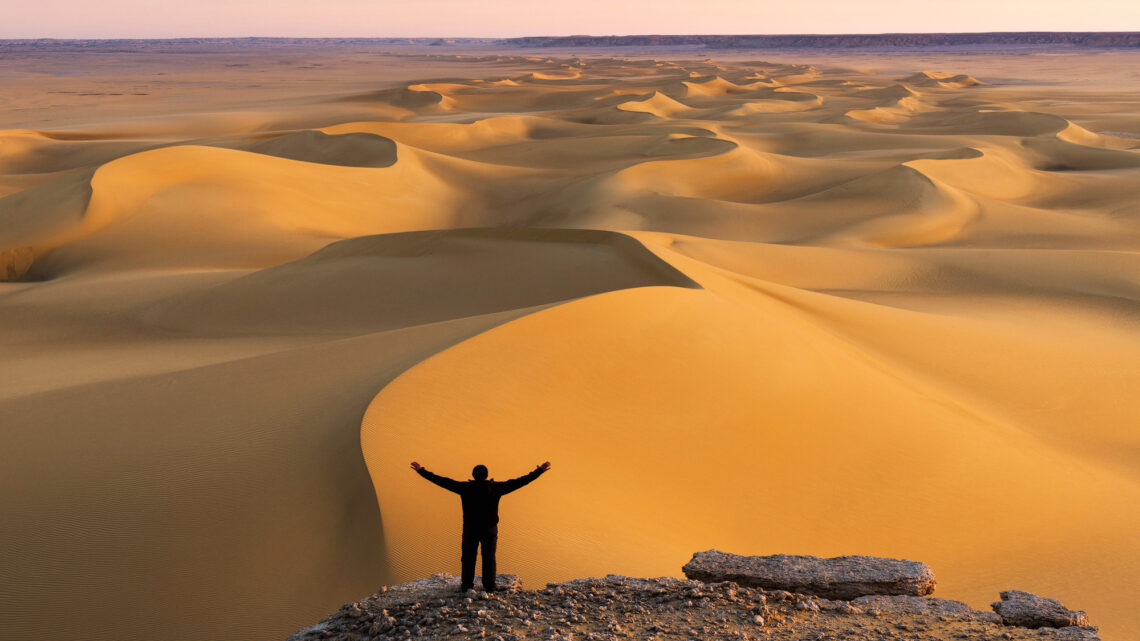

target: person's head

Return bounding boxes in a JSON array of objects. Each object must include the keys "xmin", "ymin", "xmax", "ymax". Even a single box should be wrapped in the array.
[{"xmin": 472, "ymin": 464, "xmax": 489, "ymax": 481}]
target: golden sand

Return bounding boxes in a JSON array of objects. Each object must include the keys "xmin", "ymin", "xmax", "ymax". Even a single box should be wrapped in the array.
[{"xmin": 1, "ymin": 47, "xmax": 1138, "ymax": 641}]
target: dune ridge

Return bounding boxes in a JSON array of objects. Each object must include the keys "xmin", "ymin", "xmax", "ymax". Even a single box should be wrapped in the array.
[{"xmin": 1, "ymin": 50, "xmax": 1139, "ymax": 641}]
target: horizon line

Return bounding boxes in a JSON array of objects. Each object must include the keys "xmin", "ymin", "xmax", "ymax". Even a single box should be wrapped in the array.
[{"xmin": 3, "ymin": 30, "xmax": 1140, "ymax": 41}]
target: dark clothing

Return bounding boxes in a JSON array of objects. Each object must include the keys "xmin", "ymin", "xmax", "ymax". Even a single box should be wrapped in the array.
[
  {"xmin": 461, "ymin": 525, "xmax": 497, "ymax": 591},
  {"xmin": 417, "ymin": 466, "xmax": 546, "ymax": 590},
  {"xmin": 416, "ymin": 466, "xmax": 546, "ymax": 529}
]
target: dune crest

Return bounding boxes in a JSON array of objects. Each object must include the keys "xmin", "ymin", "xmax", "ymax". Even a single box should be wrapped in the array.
[
  {"xmin": 16, "ymin": 143, "xmax": 466, "ymax": 275},
  {"xmin": 900, "ymin": 71, "xmax": 986, "ymax": 88},
  {"xmin": 237, "ymin": 130, "xmax": 398, "ymax": 168},
  {"xmin": 681, "ymin": 75, "xmax": 751, "ymax": 96},
  {"xmin": 616, "ymin": 91, "xmax": 693, "ymax": 118}
]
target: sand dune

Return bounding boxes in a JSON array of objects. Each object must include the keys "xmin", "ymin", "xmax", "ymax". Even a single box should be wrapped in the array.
[
  {"xmin": 616, "ymin": 91, "xmax": 693, "ymax": 118},
  {"xmin": 680, "ymin": 75, "xmax": 752, "ymax": 97},
  {"xmin": 236, "ymin": 131, "xmax": 399, "ymax": 168},
  {"xmin": 2, "ymin": 48, "xmax": 1139, "ymax": 641},
  {"xmin": 2, "ymin": 307, "xmax": 544, "ymax": 641},
  {"xmin": 0, "ymin": 226, "xmax": 696, "ymax": 641},
  {"xmin": 322, "ymin": 116, "xmax": 539, "ymax": 153},
  {"xmin": 0, "ymin": 129, "xmax": 158, "ymax": 176},
  {"xmin": 363, "ymin": 282, "xmax": 1140, "ymax": 626},
  {"xmin": 4, "ymin": 143, "xmax": 468, "ymax": 276},
  {"xmin": 844, "ymin": 83, "xmax": 928, "ymax": 123},
  {"xmin": 900, "ymin": 71, "xmax": 985, "ymax": 88},
  {"xmin": 723, "ymin": 94, "xmax": 823, "ymax": 116},
  {"xmin": 907, "ymin": 108, "xmax": 1098, "ymax": 141},
  {"xmin": 145, "ymin": 228, "xmax": 698, "ymax": 335},
  {"xmin": 345, "ymin": 85, "xmax": 455, "ymax": 112}
]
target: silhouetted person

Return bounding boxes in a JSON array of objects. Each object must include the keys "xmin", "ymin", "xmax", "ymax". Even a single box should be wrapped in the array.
[{"xmin": 410, "ymin": 460, "xmax": 550, "ymax": 592}]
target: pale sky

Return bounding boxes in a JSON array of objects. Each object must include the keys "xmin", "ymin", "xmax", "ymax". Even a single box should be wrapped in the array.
[{"xmin": 3, "ymin": 0, "xmax": 1138, "ymax": 39}]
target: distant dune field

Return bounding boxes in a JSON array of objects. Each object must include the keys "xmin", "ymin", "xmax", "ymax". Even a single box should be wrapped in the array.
[{"xmin": 1, "ymin": 45, "xmax": 1138, "ymax": 641}]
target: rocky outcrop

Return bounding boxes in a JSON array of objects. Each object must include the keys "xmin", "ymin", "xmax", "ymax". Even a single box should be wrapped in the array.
[
  {"xmin": 992, "ymin": 590, "xmax": 1091, "ymax": 628},
  {"xmin": 287, "ymin": 552, "xmax": 1102, "ymax": 641},
  {"xmin": 287, "ymin": 572, "xmax": 1101, "ymax": 641},
  {"xmin": 682, "ymin": 549, "xmax": 936, "ymax": 599}
]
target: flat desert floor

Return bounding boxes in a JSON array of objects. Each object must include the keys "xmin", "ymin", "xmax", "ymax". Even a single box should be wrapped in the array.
[{"xmin": 1, "ymin": 43, "xmax": 1138, "ymax": 641}]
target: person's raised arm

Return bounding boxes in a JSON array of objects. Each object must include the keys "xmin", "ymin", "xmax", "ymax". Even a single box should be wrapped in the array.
[
  {"xmin": 498, "ymin": 461, "xmax": 551, "ymax": 494},
  {"xmin": 410, "ymin": 461, "xmax": 464, "ymax": 493}
]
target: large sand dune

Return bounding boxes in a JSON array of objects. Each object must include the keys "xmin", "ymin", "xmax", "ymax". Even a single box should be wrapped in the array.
[{"xmin": 1, "ymin": 47, "xmax": 1138, "ymax": 641}]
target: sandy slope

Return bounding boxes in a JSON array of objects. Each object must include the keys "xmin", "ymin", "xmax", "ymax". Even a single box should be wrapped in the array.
[{"xmin": 1, "ymin": 47, "xmax": 1139, "ymax": 641}]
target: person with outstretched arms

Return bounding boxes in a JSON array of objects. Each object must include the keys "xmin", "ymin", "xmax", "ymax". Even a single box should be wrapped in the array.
[{"xmin": 410, "ymin": 460, "xmax": 551, "ymax": 592}]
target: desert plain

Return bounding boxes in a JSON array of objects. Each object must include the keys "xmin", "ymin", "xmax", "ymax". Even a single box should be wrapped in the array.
[{"xmin": 1, "ymin": 41, "xmax": 1138, "ymax": 641}]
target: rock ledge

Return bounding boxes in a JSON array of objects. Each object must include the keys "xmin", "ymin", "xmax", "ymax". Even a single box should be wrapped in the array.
[
  {"xmin": 287, "ymin": 571, "xmax": 1099, "ymax": 641},
  {"xmin": 682, "ymin": 549, "xmax": 936, "ymax": 599},
  {"xmin": 992, "ymin": 590, "xmax": 1091, "ymax": 629}
]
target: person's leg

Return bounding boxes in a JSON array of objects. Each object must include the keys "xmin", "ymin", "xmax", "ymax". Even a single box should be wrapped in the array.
[
  {"xmin": 481, "ymin": 526, "xmax": 498, "ymax": 592},
  {"xmin": 460, "ymin": 528, "xmax": 478, "ymax": 590}
]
